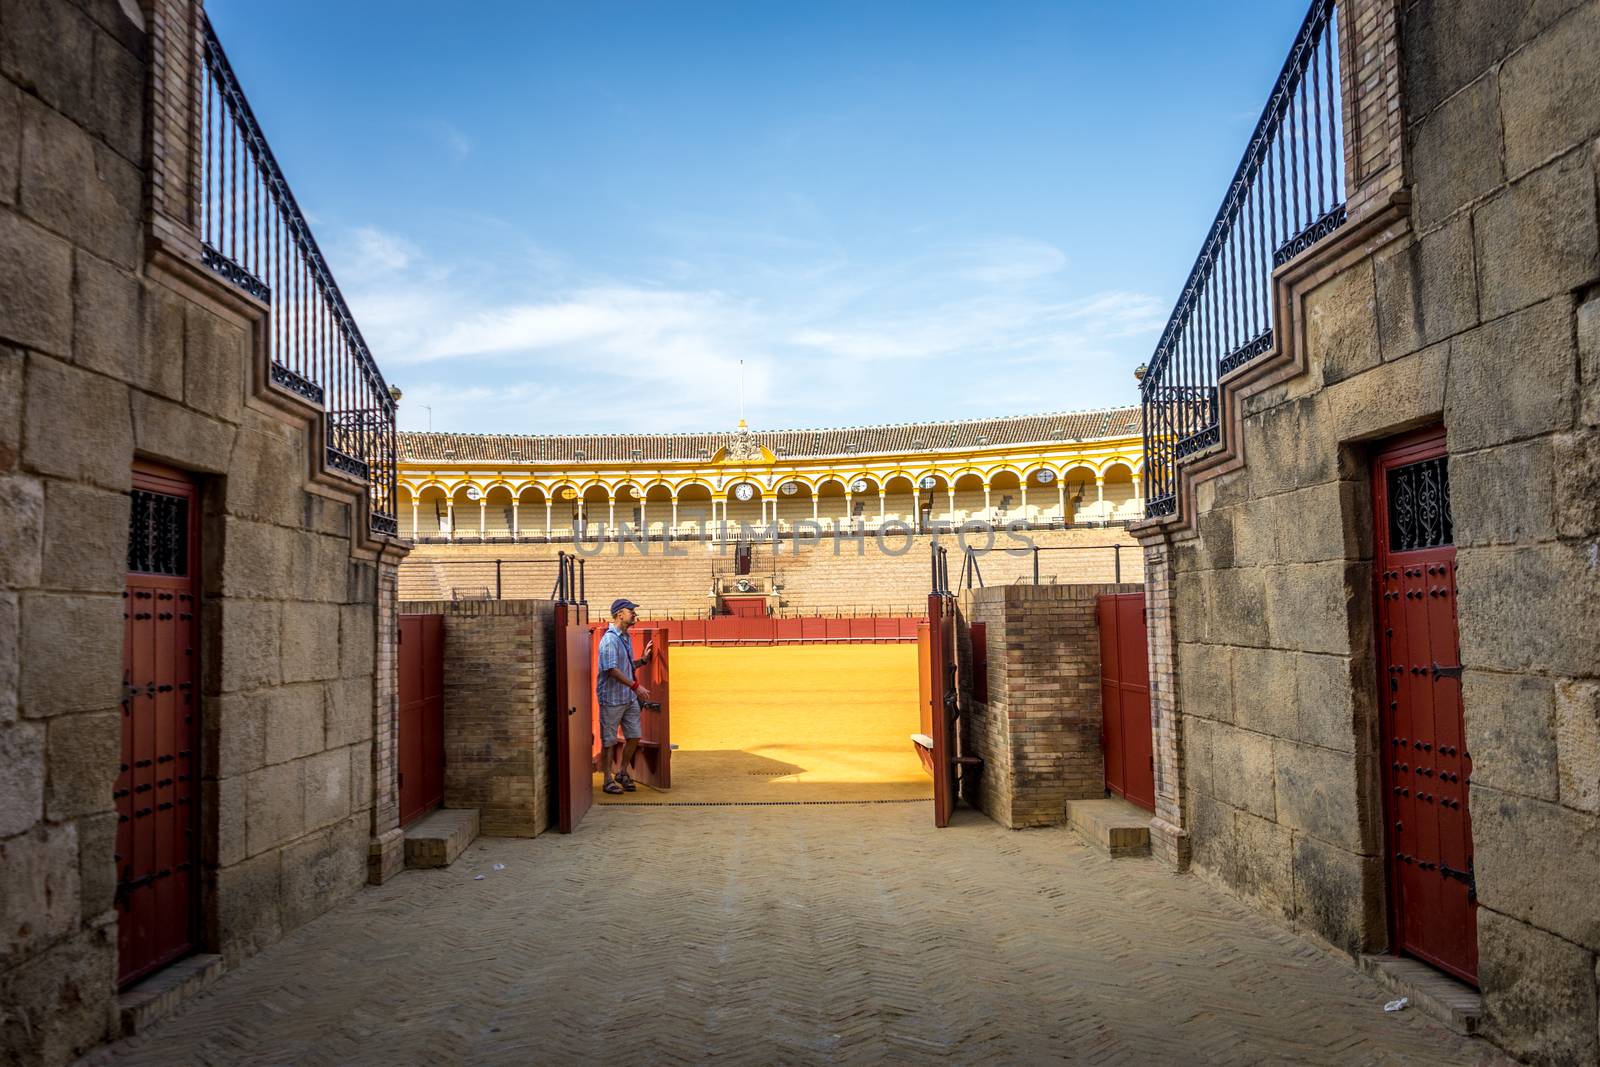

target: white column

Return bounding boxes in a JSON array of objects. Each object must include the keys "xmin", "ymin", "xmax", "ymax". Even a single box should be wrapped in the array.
[
  {"xmin": 1058, "ymin": 482, "xmax": 1066, "ymax": 522},
  {"xmin": 1095, "ymin": 477, "xmax": 1105, "ymax": 519},
  {"xmin": 947, "ymin": 487, "xmax": 956, "ymax": 522},
  {"xmin": 811, "ymin": 495, "xmax": 819, "ymax": 522},
  {"xmin": 512, "ymin": 500, "xmax": 520, "ymax": 539},
  {"xmin": 410, "ymin": 498, "xmax": 418, "ymax": 539},
  {"xmin": 608, "ymin": 497, "xmax": 616, "ymax": 529},
  {"xmin": 1020, "ymin": 483, "xmax": 1028, "ymax": 519},
  {"xmin": 478, "ymin": 499, "xmax": 486, "ymax": 538},
  {"xmin": 545, "ymin": 501, "xmax": 552, "ymax": 537},
  {"xmin": 877, "ymin": 491, "xmax": 885, "ymax": 522},
  {"xmin": 912, "ymin": 489, "xmax": 920, "ymax": 530},
  {"xmin": 671, "ymin": 496, "xmax": 679, "ymax": 531},
  {"xmin": 640, "ymin": 497, "xmax": 647, "ymax": 534},
  {"xmin": 576, "ymin": 498, "xmax": 585, "ymax": 536},
  {"xmin": 445, "ymin": 500, "xmax": 454, "ymax": 542},
  {"xmin": 844, "ymin": 492, "xmax": 853, "ymax": 530},
  {"xmin": 1133, "ymin": 475, "xmax": 1143, "ymax": 506},
  {"xmin": 982, "ymin": 485, "xmax": 991, "ymax": 519}
]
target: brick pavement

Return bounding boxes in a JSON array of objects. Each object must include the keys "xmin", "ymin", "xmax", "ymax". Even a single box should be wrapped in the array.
[{"xmin": 91, "ymin": 806, "xmax": 1506, "ymax": 1065}]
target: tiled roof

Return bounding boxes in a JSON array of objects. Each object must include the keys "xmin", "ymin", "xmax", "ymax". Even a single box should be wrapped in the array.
[{"xmin": 399, "ymin": 406, "xmax": 1142, "ymax": 464}]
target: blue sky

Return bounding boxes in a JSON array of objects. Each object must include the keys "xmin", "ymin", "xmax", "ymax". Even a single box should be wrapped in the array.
[{"xmin": 208, "ymin": 1, "xmax": 1311, "ymax": 434}]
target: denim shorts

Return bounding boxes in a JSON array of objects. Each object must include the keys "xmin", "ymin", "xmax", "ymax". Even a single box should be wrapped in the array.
[{"xmin": 599, "ymin": 699, "xmax": 641, "ymax": 744}]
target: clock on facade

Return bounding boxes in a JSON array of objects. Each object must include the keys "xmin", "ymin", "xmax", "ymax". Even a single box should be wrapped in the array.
[
  {"xmin": 1036, "ymin": 469, "xmax": 1057, "ymax": 484},
  {"xmin": 733, "ymin": 483, "xmax": 755, "ymax": 501},
  {"xmin": 465, "ymin": 485, "xmax": 483, "ymax": 500},
  {"xmin": 850, "ymin": 479, "xmax": 869, "ymax": 493},
  {"xmin": 919, "ymin": 475, "xmax": 937, "ymax": 489},
  {"xmin": 780, "ymin": 481, "xmax": 799, "ymax": 495}
]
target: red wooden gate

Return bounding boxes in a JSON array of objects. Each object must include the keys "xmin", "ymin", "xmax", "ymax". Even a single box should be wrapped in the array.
[
  {"xmin": 588, "ymin": 624, "xmax": 672, "ymax": 790},
  {"xmin": 1374, "ymin": 427, "xmax": 1477, "ymax": 984},
  {"xmin": 118, "ymin": 462, "xmax": 200, "ymax": 986},
  {"xmin": 554, "ymin": 601, "xmax": 594, "ymax": 833},
  {"xmin": 397, "ymin": 613, "xmax": 444, "ymax": 826},
  {"xmin": 1098, "ymin": 592, "xmax": 1154, "ymax": 811},
  {"xmin": 927, "ymin": 591, "xmax": 958, "ymax": 827}
]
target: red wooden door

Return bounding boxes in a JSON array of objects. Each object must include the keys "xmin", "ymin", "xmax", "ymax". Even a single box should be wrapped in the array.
[
  {"xmin": 1098, "ymin": 593, "xmax": 1153, "ymax": 811},
  {"xmin": 397, "ymin": 614, "xmax": 444, "ymax": 826},
  {"xmin": 927, "ymin": 592, "xmax": 958, "ymax": 827},
  {"xmin": 1374, "ymin": 427, "xmax": 1477, "ymax": 984},
  {"xmin": 554, "ymin": 602, "xmax": 594, "ymax": 833},
  {"xmin": 119, "ymin": 462, "xmax": 200, "ymax": 986}
]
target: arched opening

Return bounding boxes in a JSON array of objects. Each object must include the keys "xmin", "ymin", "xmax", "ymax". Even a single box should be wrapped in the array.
[
  {"xmin": 882, "ymin": 475, "xmax": 916, "ymax": 531},
  {"xmin": 449, "ymin": 485, "xmax": 484, "ymax": 542},
  {"xmin": 482, "ymin": 484, "xmax": 515, "ymax": 541},
  {"xmin": 988, "ymin": 470, "xmax": 1022, "ymax": 522},
  {"xmin": 952, "ymin": 472, "xmax": 985, "ymax": 522},
  {"xmin": 914, "ymin": 473, "xmax": 950, "ymax": 529},
  {"xmin": 1024, "ymin": 467, "xmax": 1063, "ymax": 526},
  {"xmin": 772, "ymin": 477, "xmax": 814, "ymax": 532},
  {"xmin": 1061, "ymin": 465, "xmax": 1097, "ymax": 524},
  {"xmin": 816, "ymin": 478, "xmax": 848, "ymax": 531},
  {"xmin": 1102, "ymin": 462, "xmax": 1137, "ymax": 522},
  {"xmin": 581, "ymin": 485, "xmax": 610, "ymax": 538},
  {"xmin": 412, "ymin": 485, "xmax": 449, "ymax": 540},
  {"xmin": 846, "ymin": 475, "xmax": 879, "ymax": 528},
  {"xmin": 675, "ymin": 483, "xmax": 713, "ymax": 537},
  {"xmin": 643, "ymin": 484, "xmax": 673, "ymax": 537},
  {"xmin": 516, "ymin": 485, "xmax": 547, "ymax": 539}
]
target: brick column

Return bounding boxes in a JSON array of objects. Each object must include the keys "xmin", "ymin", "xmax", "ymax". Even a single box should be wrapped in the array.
[
  {"xmin": 1142, "ymin": 537, "xmax": 1190, "ymax": 870},
  {"xmin": 1338, "ymin": 0, "xmax": 1406, "ymax": 222},
  {"xmin": 146, "ymin": 0, "xmax": 205, "ymax": 260},
  {"xmin": 368, "ymin": 560, "xmax": 404, "ymax": 883}
]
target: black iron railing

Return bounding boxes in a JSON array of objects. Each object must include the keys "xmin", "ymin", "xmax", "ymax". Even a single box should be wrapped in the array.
[
  {"xmin": 1141, "ymin": 0, "xmax": 1345, "ymax": 518},
  {"xmin": 198, "ymin": 18, "xmax": 399, "ymax": 537}
]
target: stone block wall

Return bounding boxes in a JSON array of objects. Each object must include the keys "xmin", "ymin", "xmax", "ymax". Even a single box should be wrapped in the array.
[
  {"xmin": 1140, "ymin": 1, "xmax": 1600, "ymax": 1060},
  {"xmin": 400, "ymin": 599, "xmax": 557, "ymax": 836},
  {"xmin": 0, "ymin": 3, "xmax": 405, "ymax": 1063},
  {"xmin": 960, "ymin": 583, "xmax": 1141, "ymax": 828}
]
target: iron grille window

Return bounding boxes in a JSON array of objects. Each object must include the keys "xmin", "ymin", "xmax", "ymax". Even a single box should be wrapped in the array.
[
  {"xmin": 1387, "ymin": 457, "xmax": 1452, "ymax": 551},
  {"xmin": 128, "ymin": 490, "xmax": 189, "ymax": 576}
]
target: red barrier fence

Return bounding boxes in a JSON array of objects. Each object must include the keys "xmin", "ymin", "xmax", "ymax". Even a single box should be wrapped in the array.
[{"xmin": 592, "ymin": 615, "xmax": 924, "ymax": 646}]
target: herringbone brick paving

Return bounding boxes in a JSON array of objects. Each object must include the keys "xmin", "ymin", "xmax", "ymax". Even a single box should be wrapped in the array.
[{"xmin": 91, "ymin": 806, "xmax": 1505, "ymax": 1065}]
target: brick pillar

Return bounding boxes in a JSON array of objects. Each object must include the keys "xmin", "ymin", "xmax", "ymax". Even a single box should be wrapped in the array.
[
  {"xmin": 1338, "ymin": 0, "xmax": 1406, "ymax": 222},
  {"xmin": 368, "ymin": 559, "xmax": 404, "ymax": 883},
  {"xmin": 146, "ymin": 0, "xmax": 205, "ymax": 260},
  {"xmin": 1142, "ymin": 537, "xmax": 1190, "ymax": 870}
]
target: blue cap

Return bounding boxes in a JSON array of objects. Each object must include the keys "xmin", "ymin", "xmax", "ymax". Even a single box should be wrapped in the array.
[{"xmin": 610, "ymin": 598, "xmax": 639, "ymax": 616}]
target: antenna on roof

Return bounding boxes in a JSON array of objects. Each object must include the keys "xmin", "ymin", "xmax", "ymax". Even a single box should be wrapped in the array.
[{"xmin": 738, "ymin": 359, "xmax": 746, "ymax": 428}]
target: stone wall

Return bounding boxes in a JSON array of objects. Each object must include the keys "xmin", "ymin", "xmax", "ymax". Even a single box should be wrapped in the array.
[
  {"xmin": 960, "ymin": 584, "xmax": 1140, "ymax": 828},
  {"xmin": 1138, "ymin": 1, "xmax": 1600, "ymax": 1061},
  {"xmin": 0, "ymin": 2, "xmax": 405, "ymax": 1063},
  {"xmin": 400, "ymin": 526, "xmax": 1139, "ymax": 615},
  {"xmin": 400, "ymin": 599, "xmax": 557, "ymax": 837}
]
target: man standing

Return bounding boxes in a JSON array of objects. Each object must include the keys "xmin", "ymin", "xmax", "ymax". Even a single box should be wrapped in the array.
[{"xmin": 597, "ymin": 598, "xmax": 653, "ymax": 795}]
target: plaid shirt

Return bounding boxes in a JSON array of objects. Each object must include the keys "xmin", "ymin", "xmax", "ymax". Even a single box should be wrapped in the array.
[{"xmin": 596, "ymin": 625, "xmax": 639, "ymax": 706}]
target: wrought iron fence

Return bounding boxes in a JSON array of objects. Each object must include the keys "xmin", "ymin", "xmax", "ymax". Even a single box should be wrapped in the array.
[
  {"xmin": 198, "ymin": 18, "xmax": 399, "ymax": 537},
  {"xmin": 1141, "ymin": 0, "xmax": 1345, "ymax": 518}
]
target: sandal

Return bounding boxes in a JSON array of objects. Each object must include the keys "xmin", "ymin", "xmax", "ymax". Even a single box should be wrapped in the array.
[
  {"xmin": 617, "ymin": 772, "xmax": 637, "ymax": 793},
  {"xmin": 603, "ymin": 780, "xmax": 624, "ymax": 795}
]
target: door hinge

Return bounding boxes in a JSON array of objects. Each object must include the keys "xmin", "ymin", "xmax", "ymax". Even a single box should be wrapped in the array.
[{"xmin": 1431, "ymin": 661, "xmax": 1464, "ymax": 680}]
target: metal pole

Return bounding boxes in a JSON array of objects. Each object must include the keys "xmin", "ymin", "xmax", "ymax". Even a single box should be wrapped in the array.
[
  {"xmin": 579, "ymin": 559, "xmax": 586, "ymax": 605},
  {"xmin": 1032, "ymin": 546, "xmax": 1039, "ymax": 585},
  {"xmin": 1114, "ymin": 544, "xmax": 1122, "ymax": 584},
  {"xmin": 496, "ymin": 559, "xmax": 502, "ymax": 600}
]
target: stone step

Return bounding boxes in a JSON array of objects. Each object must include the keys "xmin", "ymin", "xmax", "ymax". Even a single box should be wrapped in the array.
[
  {"xmin": 1358, "ymin": 955, "xmax": 1482, "ymax": 1035},
  {"xmin": 1067, "ymin": 796, "xmax": 1152, "ymax": 857},
  {"xmin": 119, "ymin": 952, "xmax": 224, "ymax": 1036},
  {"xmin": 403, "ymin": 808, "xmax": 480, "ymax": 869}
]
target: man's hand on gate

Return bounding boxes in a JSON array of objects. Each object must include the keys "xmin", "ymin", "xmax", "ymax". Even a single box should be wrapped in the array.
[
  {"xmin": 641, "ymin": 639, "xmax": 654, "ymax": 662},
  {"xmin": 634, "ymin": 683, "xmax": 652, "ymax": 702}
]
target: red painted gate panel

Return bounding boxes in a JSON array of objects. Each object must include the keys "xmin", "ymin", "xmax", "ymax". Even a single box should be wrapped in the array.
[
  {"xmin": 118, "ymin": 462, "xmax": 200, "ymax": 986},
  {"xmin": 1098, "ymin": 592, "xmax": 1153, "ymax": 812},
  {"xmin": 1374, "ymin": 427, "xmax": 1477, "ymax": 984},
  {"xmin": 927, "ymin": 592, "xmax": 958, "ymax": 827},
  {"xmin": 397, "ymin": 614, "xmax": 444, "ymax": 827},
  {"xmin": 554, "ymin": 602, "xmax": 593, "ymax": 833}
]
